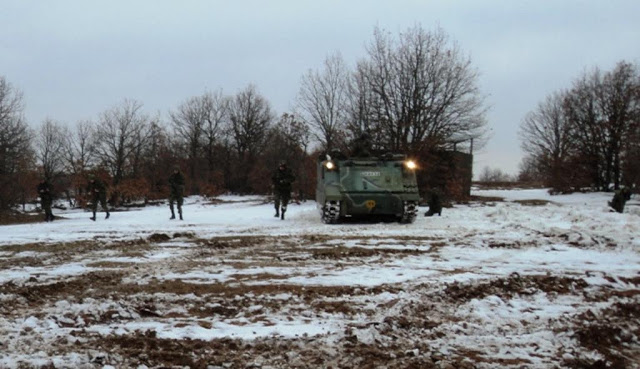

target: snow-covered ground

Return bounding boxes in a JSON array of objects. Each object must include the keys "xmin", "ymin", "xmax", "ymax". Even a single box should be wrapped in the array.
[{"xmin": 0, "ymin": 189, "xmax": 638, "ymax": 368}]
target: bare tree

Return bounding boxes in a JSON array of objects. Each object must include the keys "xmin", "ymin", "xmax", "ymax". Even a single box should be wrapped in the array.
[
  {"xmin": 478, "ymin": 166, "xmax": 513, "ymax": 182},
  {"xmin": 201, "ymin": 91, "xmax": 229, "ymax": 174},
  {"xmin": 564, "ymin": 62, "xmax": 640, "ymax": 190},
  {"xmin": 623, "ymin": 117, "xmax": 640, "ymax": 188},
  {"xmin": 171, "ymin": 94, "xmax": 205, "ymax": 182},
  {"xmin": 170, "ymin": 91, "xmax": 229, "ymax": 188},
  {"xmin": 57, "ymin": 120, "xmax": 96, "ymax": 207},
  {"xmin": 519, "ymin": 91, "xmax": 574, "ymax": 187},
  {"xmin": 229, "ymin": 84, "xmax": 273, "ymax": 159},
  {"xmin": 563, "ymin": 71, "xmax": 605, "ymax": 189},
  {"xmin": 35, "ymin": 119, "xmax": 66, "ymax": 181},
  {"xmin": 520, "ymin": 61, "xmax": 640, "ymax": 192},
  {"xmin": 517, "ymin": 155, "xmax": 545, "ymax": 183},
  {"xmin": 267, "ymin": 113, "xmax": 311, "ymax": 198},
  {"xmin": 355, "ymin": 25, "xmax": 488, "ymax": 153},
  {"xmin": 0, "ymin": 77, "xmax": 24, "ymax": 126},
  {"xmin": 267, "ymin": 113, "xmax": 310, "ymax": 165},
  {"xmin": 594, "ymin": 61, "xmax": 639, "ymax": 189},
  {"xmin": 62, "ymin": 120, "xmax": 96, "ymax": 176},
  {"xmin": 94, "ymin": 99, "xmax": 151, "ymax": 187},
  {"xmin": 228, "ymin": 85, "xmax": 273, "ymax": 193},
  {"xmin": 345, "ymin": 61, "xmax": 377, "ymax": 142},
  {"xmin": 140, "ymin": 120, "xmax": 171, "ymax": 196},
  {"xmin": 296, "ymin": 52, "xmax": 349, "ymax": 151},
  {"xmin": 622, "ymin": 69, "xmax": 640, "ymax": 189},
  {"xmin": 0, "ymin": 76, "xmax": 34, "ymax": 210},
  {"xmin": 170, "ymin": 96, "xmax": 202, "ymax": 184},
  {"xmin": 129, "ymin": 114, "xmax": 159, "ymax": 180}
]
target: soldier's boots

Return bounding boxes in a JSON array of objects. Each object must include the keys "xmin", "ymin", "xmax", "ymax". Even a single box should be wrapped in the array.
[
  {"xmin": 280, "ymin": 206, "xmax": 286, "ymax": 220},
  {"xmin": 170, "ymin": 209, "xmax": 176, "ymax": 220},
  {"xmin": 179, "ymin": 211, "xmax": 183, "ymax": 221},
  {"xmin": 274, "ymin": 208, "xmax": 279, "ymax": 217},
  {"xmin": 89, "ymin": 211, "xmax": 109, "ymax": 221},
  {"xmin": 425, "ymin": 208, "xmax": 442, "ymax": 217}
]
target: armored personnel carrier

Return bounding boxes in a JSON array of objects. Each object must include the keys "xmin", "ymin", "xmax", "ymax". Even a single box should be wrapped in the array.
[{"xmin": 316, "ymin": 153, "xmax": 420, "ymax": 223}]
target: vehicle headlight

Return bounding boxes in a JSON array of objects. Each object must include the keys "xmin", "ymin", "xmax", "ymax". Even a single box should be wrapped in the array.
[
  {"xmin": 325, "ymin": 161, "xmax": 335, "ymax": 170},
  {"xmin": 404, "ymin": 160, "xmax": 417, "ymax": 170}
]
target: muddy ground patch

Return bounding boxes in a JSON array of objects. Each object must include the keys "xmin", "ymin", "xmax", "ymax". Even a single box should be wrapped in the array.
[{"xmin": 1, "ymin": 234, "xmax": 638, "ymax": 368}]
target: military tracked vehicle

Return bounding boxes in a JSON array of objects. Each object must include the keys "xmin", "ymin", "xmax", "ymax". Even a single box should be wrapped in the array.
[{"xmin": 316, "ymin": 153, "xmax": 420, "ymax": 223}]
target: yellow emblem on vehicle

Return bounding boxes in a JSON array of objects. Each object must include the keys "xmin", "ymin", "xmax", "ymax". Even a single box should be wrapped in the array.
[{"xmin": 365, "ymin": 200, "xmax": 376, "ymax": 209}]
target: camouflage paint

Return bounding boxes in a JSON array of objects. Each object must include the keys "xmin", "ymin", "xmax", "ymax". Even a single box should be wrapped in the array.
[{"xmin": 316, "ymin": 155, "xmax": 420, "ymax": 223}]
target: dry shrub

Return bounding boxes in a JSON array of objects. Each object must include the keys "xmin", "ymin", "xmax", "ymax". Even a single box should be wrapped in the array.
[
  {"xmin": 199, "ymin": 170, "xmax": 226, "ymax": 198},
  {"xmin": 117, "ymin": 177, "xmax": 150, "ymax": 204},
  {"xmin": 247, "ymin": 163, "xmax": 272, "ymax": 194}
]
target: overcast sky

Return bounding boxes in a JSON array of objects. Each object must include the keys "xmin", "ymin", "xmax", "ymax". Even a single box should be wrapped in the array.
[{"xmin": 2, "ymin": 0, "xmax": 639, "ymax": 176}]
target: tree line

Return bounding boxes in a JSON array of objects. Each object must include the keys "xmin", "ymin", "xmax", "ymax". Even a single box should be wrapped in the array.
[
  {"xmin": 519, "ymin": 61, "xmax": 640, "ymax": 193},
  {"xmin": 0, "ymin": 24, "xmax": 488, "ymax": 212}
]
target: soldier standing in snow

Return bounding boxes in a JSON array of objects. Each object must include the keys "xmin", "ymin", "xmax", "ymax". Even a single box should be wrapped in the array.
[
  {"xmin": 168, "ymin": 167, "xmax": 185, "ymax": 220},
  {"xmin": 608, "ymin": 187, "xmax": 631, "ymax": 213},
  {"xmin": 87, "ymin": 175, "xmax": 110, "ymax": 221},
  {"xmin": 272, "ymin": 161, "xmax": 295, "ymax": 220},
  {"xmin": 425, "ymin": 187, "xmax": 443, "ymax": 217},
  {"xmin": 37, "ymin": 178, "xmax": 54, "ymax": 222}
]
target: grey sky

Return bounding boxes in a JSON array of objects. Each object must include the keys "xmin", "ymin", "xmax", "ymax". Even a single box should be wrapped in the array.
[{"xmin": 2, "ymin": 0, "xmax": 639, "ymax": 176}]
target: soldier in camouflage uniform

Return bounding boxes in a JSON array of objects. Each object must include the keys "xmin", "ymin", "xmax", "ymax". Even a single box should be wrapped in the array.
[
  {"xmin": 424, "ymin": 187, "xmax": 443, "ymax": 217},
  {"xmin": 169, "ymin": 167, "xmax": 185, "ymax": 220},
  {"xmin": 272, "ymin": 161, "xmax": 295, "ymax": 220},
  {"xmin": 350, "ymin": 132, "xmax": 372, "ymax": 158},
  {"xmin": 608, "ymin": 187, "xmax": 631, "ymax": 213},
  {"xmin": 37, "ymin": 179, "xmax": 54, "ymax": 222},
  {"xmin": 87, "ymin": 175, "xmax": 110, "ymax": 221}
]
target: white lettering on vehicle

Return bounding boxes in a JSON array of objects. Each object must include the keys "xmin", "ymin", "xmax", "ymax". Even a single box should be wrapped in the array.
[{"xmin": 361, "ymin": 171, "xmax": 381, "ymax": 177}]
